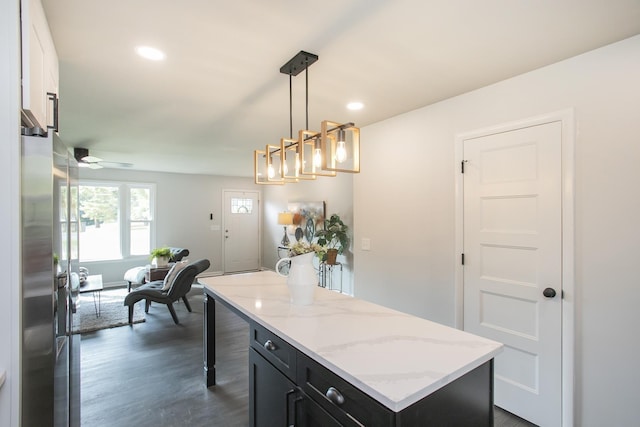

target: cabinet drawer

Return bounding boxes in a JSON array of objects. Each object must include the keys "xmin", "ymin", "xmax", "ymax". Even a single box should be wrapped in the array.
[
  {"xmin": 297, "ymin": 352, "xmax": 394, "ymax": 427},
  {"xmin": 250, "ymin": 322, "xmax": 296, "ymax": 381}
]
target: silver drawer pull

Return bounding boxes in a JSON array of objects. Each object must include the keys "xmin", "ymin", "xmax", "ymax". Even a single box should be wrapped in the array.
[
  {"xmin": 325, "ymin": 386, "xmax": 345, "ymax": 405},
  {"xmin": 264, "ymin": 339, "xmax": 277, "ymax": 351}
]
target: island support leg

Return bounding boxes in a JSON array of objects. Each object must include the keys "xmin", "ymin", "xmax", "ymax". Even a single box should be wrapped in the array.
[{"xmin": 204, "ymin": 292, "xmax": 216, "ymax": 387}]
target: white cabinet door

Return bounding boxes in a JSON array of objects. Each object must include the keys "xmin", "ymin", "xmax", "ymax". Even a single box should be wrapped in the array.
[{"xmin": 21, "ymin": 0, "xmax": 58, "ymax": 129}]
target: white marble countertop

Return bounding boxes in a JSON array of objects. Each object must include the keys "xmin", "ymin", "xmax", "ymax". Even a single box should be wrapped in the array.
[{"xmin": 200, "ymin": 271, "xmax": 503, "ymax": 412}]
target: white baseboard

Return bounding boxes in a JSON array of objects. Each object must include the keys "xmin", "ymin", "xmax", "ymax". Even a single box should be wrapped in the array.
[{"xmin": 197, "ymin": 271, "xmax": 224, "ymax": 278}]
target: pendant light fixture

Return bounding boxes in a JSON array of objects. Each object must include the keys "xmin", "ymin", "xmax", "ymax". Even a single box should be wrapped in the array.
[{"xmin": 253, "ymin": 50, "xmax": 360, "ymax": 185}]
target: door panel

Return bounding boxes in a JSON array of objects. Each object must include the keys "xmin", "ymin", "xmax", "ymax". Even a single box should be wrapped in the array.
[
  {"xmin": 223, "ymin": 190, "xmax": 260, "ymax": 273},
  {"xmin": 463, "ymin": 121, "xmax": 562, "ymax": 426}
]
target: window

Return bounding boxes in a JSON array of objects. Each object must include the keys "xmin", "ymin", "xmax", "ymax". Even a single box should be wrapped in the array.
[
  {"xmin": 231, "ymin": 198, "xmax": 253, "ymax": 214},
  {"xmin": 79, "ymin": 181, "xmax": 155, "ymax": 261}
]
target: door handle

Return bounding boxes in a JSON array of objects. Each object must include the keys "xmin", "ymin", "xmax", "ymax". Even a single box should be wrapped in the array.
[
  {"xmin": 543, "ymin": 287, "xmax": 557, "ymax": 298},
  {"xmin": 285, "ymin": 388, "xmax": 295, "ymax": 427}
]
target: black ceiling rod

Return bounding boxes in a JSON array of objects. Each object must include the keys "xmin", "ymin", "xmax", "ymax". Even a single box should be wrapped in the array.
[
  {"xmin": 305, "ymin": 66, "xmax": 309, "ymax": 130},
  {"xmin": 289, "ymin": 74, "xmax": 293, "ymax": 139}
]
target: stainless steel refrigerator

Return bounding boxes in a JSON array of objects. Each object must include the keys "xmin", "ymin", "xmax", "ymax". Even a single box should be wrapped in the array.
[{"xmin": 21, "ymin": 126, "xmax": 80, "ymax": 427}]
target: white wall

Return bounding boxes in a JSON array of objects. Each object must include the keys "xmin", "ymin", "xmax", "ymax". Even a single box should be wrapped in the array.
[
  {"xmin": 1, "ymin": 0, "xmax": 21, "ymax": 424},
  {"xmin": 354, "ymin": 35, "xmax": 640, "ymax": 426},
  {"xmin": 79, "ymin": 168, "xmax": 258, "ymax": 284},
  {"xmin": 262, "ymin": 173, "xmax": 355, "ymax": 295}
]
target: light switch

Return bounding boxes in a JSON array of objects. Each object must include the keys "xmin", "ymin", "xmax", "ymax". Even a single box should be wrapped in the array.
[{"xmin": 361, "ymin": 238, "xmax": 371, "ymax": 251}]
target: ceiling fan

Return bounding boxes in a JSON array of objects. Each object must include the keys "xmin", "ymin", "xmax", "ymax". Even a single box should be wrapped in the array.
[{"xmin": 73, "ymin": 147, "xmax": 133, "ymax": 169}]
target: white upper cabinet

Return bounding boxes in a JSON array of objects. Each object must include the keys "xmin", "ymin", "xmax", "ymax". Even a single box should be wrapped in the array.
[{"xmin": 21, "ymin": 0, "xmax": 58, "ymax": 130}]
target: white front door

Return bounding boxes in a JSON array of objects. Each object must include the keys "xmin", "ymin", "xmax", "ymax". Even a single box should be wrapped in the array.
[
  {"xmin": 462, "ymin": 121, "xmax": 562, "ymax": 426},
  {"xmin": 223, "ymin": 190, "xmax": 260, "ymax": 273}
]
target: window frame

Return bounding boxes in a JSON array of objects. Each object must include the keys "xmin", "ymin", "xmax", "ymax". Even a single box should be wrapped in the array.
[{"xmin": 79, "ymin": 179, "xmax": 156, "ymax": 261}]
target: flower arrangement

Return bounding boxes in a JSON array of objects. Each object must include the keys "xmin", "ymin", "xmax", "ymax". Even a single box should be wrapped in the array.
[{"xmin": 288, "ymin": 241, "xmax": 326, "ymax": 260}]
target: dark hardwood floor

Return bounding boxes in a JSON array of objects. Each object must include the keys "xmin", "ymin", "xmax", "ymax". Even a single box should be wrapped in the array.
[{"xmin": 80, "ymin": 286, "xmax": 536, "ymax": 426}]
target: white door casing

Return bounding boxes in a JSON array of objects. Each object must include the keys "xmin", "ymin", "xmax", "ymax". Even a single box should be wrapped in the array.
[
  {"xmin": 454, "ymin": 110, "xmax": 575, "ymax": 427},
  {"xmin": 223, "ymin": 190, "xmax": 261, "ymax": 273}
]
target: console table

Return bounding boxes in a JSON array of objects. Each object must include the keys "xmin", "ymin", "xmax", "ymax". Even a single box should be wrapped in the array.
[
  {"xmin": 145, "ymin": 266, "xmax": 171, "ymax": 282},
  {"xmin": 201, "ymin": 271, "xmax": 502, "ymax": 426},
  {"xmin": 79, "ymin": 274, "xmax": 103, "ymax": 317}
]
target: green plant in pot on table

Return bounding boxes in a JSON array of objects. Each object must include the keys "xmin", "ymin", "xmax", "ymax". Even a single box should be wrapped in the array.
[
  {"xmin": 150, "ymin": 247, "xmax": 173, "ymax": 267},
  {"xmin": 316, "ymin": 213, "xmax": 350, "ymax": 265}
]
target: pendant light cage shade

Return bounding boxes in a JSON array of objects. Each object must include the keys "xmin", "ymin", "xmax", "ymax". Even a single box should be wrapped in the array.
[
  {"xmin": 254, "ymin": 149, "xmax": 283, "ymax": 185},
  {"xmin": 266, "ymin": 144, "xmax": 284, "ymax": 183},
  {"xmin": 282, "ymin": 138, "xmax": 316, "ymax": 181},
  {"xmin": 321, "ymin": 121, "xmax": 360, "ymax": 173},
  {"xmin": 299, "ymin": 130, "xmax": 337, "ymax": 177}
]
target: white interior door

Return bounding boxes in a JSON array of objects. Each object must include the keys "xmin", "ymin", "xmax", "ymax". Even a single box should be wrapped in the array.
[
  {"xmin": 463, "ymin": 121, "xmax": 562, "ymax": 426},
  {"xmin": 223, "ymin": 190, "xmax": 260, "ymax": 273}
]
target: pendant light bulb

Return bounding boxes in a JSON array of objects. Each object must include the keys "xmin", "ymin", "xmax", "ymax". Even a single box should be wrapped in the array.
[
  {"xmin": 313, "ymin": 137, "xmax": 322, "ymax": 168},
  {"xmin": 335, "ymin": 130, "xmax": 347, "ymax": 163},
  {"xmin": 268, "ymin": 156, "xmax": 275, "ymax": 178},
  {"xmin": 313, "ymin": 148, "xmax": 322, "ymax": 168}
]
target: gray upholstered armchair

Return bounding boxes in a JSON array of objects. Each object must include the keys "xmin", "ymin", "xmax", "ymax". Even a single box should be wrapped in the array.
[
  {"xmin": 168, "ymin": 247, "xmax": 189, "ymax": 262},
  {"xmin": 124, "ymin": 258, "xmax": 210, "ymax": 324},
  {"xmin": 123, "ymin": 247, "xmax": 191, "ymax": 292}
]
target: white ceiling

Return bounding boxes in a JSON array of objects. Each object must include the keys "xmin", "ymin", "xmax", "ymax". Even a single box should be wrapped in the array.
[{"xmin": 42, "ymin": 0, "xmax": 640, "ymax": 176}]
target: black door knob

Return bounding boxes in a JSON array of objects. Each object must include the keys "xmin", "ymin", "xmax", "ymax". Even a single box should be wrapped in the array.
[{"xmin": 543, "ymin": 287, "xmax": 557, "ymax": 298}]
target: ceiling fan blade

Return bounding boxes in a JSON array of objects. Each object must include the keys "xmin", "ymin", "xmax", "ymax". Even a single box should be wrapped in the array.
[
  {"xmin": 78, "ymin": 162, "xmax": 102, "ymax": 169},
  {"xmin": 82, "ymin": 155, "xmax": 103, "ymax": 163},
  {"xmin": 98, "ymin": 161, "xmax": 134, "ymax": 168}
]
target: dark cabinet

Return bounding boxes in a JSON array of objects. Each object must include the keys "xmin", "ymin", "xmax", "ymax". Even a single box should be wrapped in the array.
[
  {"xmin": 296, "ymin": 393, "xmax": 343, "ymax": 427},
  {"xmin": 297, "ymin": 351, "xmax": 393, "ymax": 427},
  {"xmin": 249, "ymin": 324, "xmax": 390, "ymax": 427},
  {"xmin": 249, "ymin": 347, "xmax": 341, "ymax": 427},
  {"xmin": 249, "ymin": 347, "xmax": 296, "ymax": 427}
]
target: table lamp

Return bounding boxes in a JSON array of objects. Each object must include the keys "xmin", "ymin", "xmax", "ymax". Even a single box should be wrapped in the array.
[{"xmin": 277, "ymin": 212, "xmax": 294, "ymax": 246}]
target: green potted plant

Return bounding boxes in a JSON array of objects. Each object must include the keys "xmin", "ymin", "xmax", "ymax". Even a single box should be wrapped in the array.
[
  {"xmin": 316, "ymin": 213, "xmax": 350, "ymax": 265},
  {"xmin": 150, "ymin": 247, "xmax": 173, "ymax": 267}
]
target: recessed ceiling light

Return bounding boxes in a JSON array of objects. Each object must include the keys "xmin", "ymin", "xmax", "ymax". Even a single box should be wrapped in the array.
[
  {"xmin": 347, "ymin": 101, "xmax": 364, "ymax": 111},
  {"xmin": 135, "ymin": 46, "xmax": 166, "ymax": 61}
]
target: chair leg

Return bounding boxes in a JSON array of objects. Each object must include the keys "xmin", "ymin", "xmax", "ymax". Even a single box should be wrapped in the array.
[
  {"xmin": 128, "ymin": 305, "xmax": 134, "ymax": 324},
  {"xmin": 167, "ymin": 303, "xmax": 179, "ymax": 324},
  {"xmin": 127, "ymin": 281, "xmax": 131, "ymax": 292},
  {"xmin": 145, "ymin": 300, "xmax": 151, "ymax": 313},
  {"xmin": 182, "ymin": 295, "xmax": 192, "ymax": 312}
]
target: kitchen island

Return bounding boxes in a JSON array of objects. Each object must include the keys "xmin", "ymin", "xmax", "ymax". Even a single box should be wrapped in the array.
[{"xmin": 201, "ymin": 271, "xmax": 502, "ymax": 426}]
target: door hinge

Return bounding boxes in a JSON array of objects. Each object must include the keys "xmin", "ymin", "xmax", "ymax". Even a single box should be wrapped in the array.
[
  {"xmin": 461, "ymin": 253, "xmax": 465, "ymax": 265},
  {"xmin": 461, "ymin": 160, "xmax": 467, "ymax": 173}
]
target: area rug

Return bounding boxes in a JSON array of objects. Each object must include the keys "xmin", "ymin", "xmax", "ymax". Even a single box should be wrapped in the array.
[{"xmin": 72, "ymin": 287, "xmax": 145, "ymax": 334}]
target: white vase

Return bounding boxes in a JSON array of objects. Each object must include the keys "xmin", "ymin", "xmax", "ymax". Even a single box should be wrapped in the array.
[
  {"xmin": 153, "ymin": 255, "xmax": 169, "ymax": 267},
  {"xmin": 275, "ymin": 252, "xmax": 317, "ymax": 305}
]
